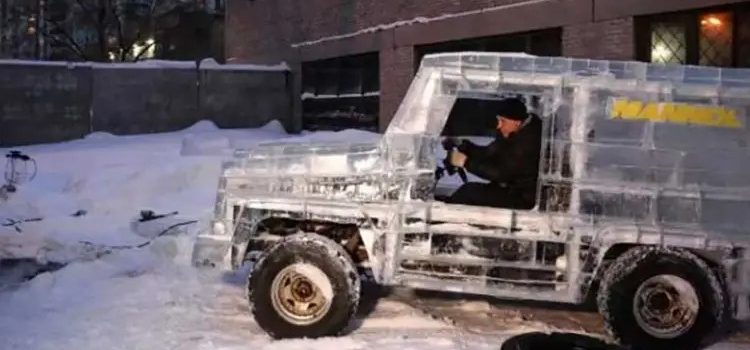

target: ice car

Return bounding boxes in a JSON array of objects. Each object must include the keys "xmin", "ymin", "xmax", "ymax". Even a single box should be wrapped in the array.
[{"xmin": 193, "ymin": 52, "xmax": 750, "ymax": 349}]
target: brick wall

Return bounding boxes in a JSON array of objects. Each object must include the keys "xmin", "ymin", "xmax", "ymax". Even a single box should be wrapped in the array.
[
  {"xmin": 227, "ymin": 0, "xmax": 592, "ymax": 130},
  {"xmin": 226, "ymin": 0, "xmax": 744, "ymax": 131},
  {"xmin": 226, "ymin": 0, "xmax": 532, "ymax": 63},
  {"xmin": 562, "ymin": 18, "xmax": 635, "ymax": 60},
  {"xmin": 379, "ymin": 45, "xmax": 415, "ymax": 130}
]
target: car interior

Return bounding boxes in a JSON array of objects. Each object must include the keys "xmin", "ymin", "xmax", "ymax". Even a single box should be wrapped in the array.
[{"xmin": 435, "ymin": 93, "xmax": 548, "ymax": 211}]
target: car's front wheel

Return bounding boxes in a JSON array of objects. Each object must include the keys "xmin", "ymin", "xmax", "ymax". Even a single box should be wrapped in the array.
[{"xmin": 248, "ymin": 233, "xmax": 360, "ymax": 339}]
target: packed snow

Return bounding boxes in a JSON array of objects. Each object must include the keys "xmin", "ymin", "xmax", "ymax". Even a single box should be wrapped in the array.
[
  {"xmin": 0, "ymin": 121, "xmax": 499, "ymax": 350},
  {"xmin": 0, "ymin": 121, "xmax": 744, "ymax": 349}
]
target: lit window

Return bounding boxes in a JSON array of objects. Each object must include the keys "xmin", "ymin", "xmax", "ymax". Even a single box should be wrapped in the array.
[
  {"xmin": 650, "ymin": 22, "xmax": 686, "ymax": 64},
  {"xmin": 699, "ymin": 12, "xmax": 733, "ymax": 67},
  {"xmin": 642, "ymin": 6, "xmax": 750, "ymax": 68}
]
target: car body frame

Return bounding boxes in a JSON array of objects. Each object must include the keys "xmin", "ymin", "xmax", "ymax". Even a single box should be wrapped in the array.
[{"xmin": 193, "ymin": 52, "xmax": 750, "ymax": 322}]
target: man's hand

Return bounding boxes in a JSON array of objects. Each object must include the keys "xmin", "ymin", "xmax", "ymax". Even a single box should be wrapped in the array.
[{"xmin": 449, "ymin": 150, "xmax": 467, "ymax": 168}]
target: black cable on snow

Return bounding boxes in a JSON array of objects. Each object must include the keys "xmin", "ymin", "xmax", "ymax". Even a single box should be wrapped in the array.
[
  {"xmin": 2, "ymin": 210, "xmax": 86, "ymax": 233},
  {"xmin": 2, "ymin": 217, "xmax": 43, "ymax": 227},
  {"xmin": 2, "ymin": 217, "xmax": 44, "ymax": 233},
  {"xmin": 2, "ymin": 209, "xmax": 196, "ymax": 252},
  {"xmin": 79, "ymin": 220, "xmax": 199, "ymax": 252}
]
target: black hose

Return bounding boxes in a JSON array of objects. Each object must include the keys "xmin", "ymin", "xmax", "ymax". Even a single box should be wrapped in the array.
[{"xmin": 79, "ymin": 220, "xmax": 198, "ymax": 251}]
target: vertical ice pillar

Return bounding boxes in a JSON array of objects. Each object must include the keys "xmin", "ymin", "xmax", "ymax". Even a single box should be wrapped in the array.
[{"xmin": 565, "ymin": 84, "xmax": 595, "ymax": 301}]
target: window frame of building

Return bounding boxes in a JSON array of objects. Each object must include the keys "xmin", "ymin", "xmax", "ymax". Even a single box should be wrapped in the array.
[
  {"xmin": 636, "ymin": 3, "xmax": 750, "ymax": 68},
  {"xmin": 301, "ymin": 53, "xmax": 380, "ymax": 132}
]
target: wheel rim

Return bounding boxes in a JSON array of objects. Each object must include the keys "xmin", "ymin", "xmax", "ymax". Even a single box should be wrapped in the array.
[
  {"xmin": 270, "ymin": 263, "xmax": 333, "ymax": 326},
  {"xmin": 632, "ymin": 274, "xmax": 700, "ymax": 339}
]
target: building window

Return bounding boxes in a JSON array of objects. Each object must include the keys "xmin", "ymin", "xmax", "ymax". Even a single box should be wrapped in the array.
[
  {"xmin": 415, "ymin": 28, "xmax": 562, "ymax": 69},
  {"xmin": 699, "ymin": 12, "xmax": 733, "ymax": 66},
  {"xmin": 302, "ymin": 53, "xmax": 379, "ymax": 132},
  {"xmin": 640, "ymin": 5, "xmax": 750, "ymax": 67},
  {"xmin": 650, "ymin": 19, "xmax": 687, "ymax": 64}
]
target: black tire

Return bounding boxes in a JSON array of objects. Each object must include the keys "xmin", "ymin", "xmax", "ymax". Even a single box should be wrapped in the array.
[
  {"xmin": 597, "ymin": 246, "xmax": 724, "ymax": 350},
  {"xmin": 248, "ymin": 233, "xmax": 360, "ymax": 339},
  {"xmin": 501, "ymin": 332, "xmax": 624, "ymax": 350}
]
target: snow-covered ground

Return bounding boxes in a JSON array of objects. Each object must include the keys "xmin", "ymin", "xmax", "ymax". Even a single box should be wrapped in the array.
[
  {"xmin": 0, "ymin": 121, "xmax": 501, "ymax": 350},
  {"xmin": 0, "ymin": 122, "xmax": 744, "ymax": 349}
]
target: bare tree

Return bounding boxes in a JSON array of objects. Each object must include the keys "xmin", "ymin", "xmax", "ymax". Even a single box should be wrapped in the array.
[{"xmin": 41, "ymin": 0, "xmax": 186, "ymax": 62}]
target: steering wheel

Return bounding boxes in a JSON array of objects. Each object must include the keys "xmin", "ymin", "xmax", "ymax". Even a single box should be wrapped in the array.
[
  {"xmin": 441, "ymin": 158, "xmax": 468, "ymax": 183},
  {"xmin": 436, "ymin": 138, "xmax": 468, "ymax": 184}
]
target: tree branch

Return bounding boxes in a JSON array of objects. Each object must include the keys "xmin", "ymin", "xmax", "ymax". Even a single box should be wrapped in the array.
[
  {"xmin": 73, "ymin": 0, "xmax": 92, "ymax": 13},
  {"xmin": 110, "ymin": 1, "xmax": 127, "ymax": 61},
  {"xmin": 73, "ymin": 0, "xmax": 97, "ymax": 24},
  {"xmin": 41, "ymin": 31, "xmax": 90, "ymax": 61},
  {"xmin": 42, "ymin": 18, "xmax": 90, "ymax": 61}
]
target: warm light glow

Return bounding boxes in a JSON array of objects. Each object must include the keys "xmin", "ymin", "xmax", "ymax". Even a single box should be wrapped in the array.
[
  {"xmin": 701, "ymin": 16, "xmax": 723, "ymax": 27},
  {"xmin": 146, "ymin": 38, "xmax": 155, "ymax": 46}
]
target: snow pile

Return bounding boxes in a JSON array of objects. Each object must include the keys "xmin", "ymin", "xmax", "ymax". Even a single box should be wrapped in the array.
[
  {"xmin": 183, "ymin": 120, "xmax": 222, "ymax": 133},
  {"xmin": 0, "ymin": 120, "xmax": 291, "ymax": 263},
  {"xmin": 83, "ymin": 131, "xmax": 118, "ymax": 141},
  {"xmin": 180, "ymin": 120, "xmax": 289, "ymax": 156}
]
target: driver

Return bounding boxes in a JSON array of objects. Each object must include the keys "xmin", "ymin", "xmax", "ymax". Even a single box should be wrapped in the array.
[{"xmin": 445, "ymin": 97, "xmax": 542, "ymax": 209}]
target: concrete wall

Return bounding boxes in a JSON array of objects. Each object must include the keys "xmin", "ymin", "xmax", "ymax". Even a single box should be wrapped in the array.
[
  {"xmin": 92, "ymin": 65, "xmax": 200, "ymax": 135},
  {"xmin": 225, "ymin": 0, "xmax": 748, "ymax": 131},
  {"xmin": 199, "ymin": 68, "xmax": 292, "ymax": 129},
  {"xmin": 0, "ymin": 62, "xmax": 92, "ymax": 146},
  {"xmin": 0, "ymin": 61, "xmax": 292, "ymax": 147}
]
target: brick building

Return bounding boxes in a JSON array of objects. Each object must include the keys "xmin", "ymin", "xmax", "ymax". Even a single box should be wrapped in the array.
[{"xmin": 225, "ymin": 0, "xmax": 750, "ymax": 132}]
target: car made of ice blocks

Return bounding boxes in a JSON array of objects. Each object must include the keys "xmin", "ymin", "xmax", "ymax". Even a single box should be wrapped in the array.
[{"xmin": 193, "ymin": 52, "xmax": 750, "ymax": 349}]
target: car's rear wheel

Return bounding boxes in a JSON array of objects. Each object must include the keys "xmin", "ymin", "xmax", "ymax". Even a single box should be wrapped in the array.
[{"xmin": 597, "ymin": 246, "xmax": 724, "ymax": 350}]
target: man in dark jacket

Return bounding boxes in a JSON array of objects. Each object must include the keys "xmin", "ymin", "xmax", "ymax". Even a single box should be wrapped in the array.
[{"xmin": 446, "ymin": 98, "xmax": 542, "ymax": 209}]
